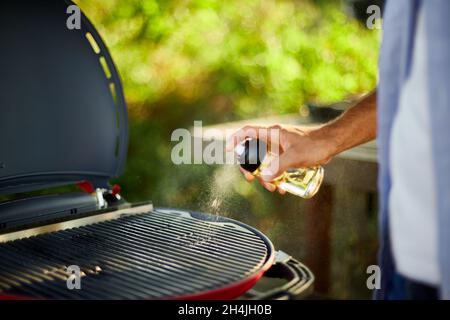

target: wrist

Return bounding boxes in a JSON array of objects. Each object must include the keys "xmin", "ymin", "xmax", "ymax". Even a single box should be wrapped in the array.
[{"xmin": 308, "ymin": 124, "xmax": 343, "ymax": 160}]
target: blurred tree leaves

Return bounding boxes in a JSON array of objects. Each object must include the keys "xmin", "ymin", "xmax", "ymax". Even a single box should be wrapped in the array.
[{"xmin": 76, "ymin": 0, "xmax": 379, "ymax": 120}]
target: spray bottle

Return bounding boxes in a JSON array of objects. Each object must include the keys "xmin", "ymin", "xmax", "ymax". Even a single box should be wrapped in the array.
[{"xmin": 235, "ymin": 139, "xmax": 324, "ymax": 199}]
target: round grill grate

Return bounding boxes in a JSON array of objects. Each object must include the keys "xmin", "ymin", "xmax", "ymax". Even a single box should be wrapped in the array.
[{"xmin": 0, "ymin": 208, "xmax": 274, "ymax": 299}]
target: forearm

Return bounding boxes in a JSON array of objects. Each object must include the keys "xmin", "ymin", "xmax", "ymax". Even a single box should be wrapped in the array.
[
  {"xmin": 312, "ymin": 91, "xmax": 377, "ymax": 157},
  {"xmin": 228, "ymin": 91, "xmax": 378, "ymax": 180}
]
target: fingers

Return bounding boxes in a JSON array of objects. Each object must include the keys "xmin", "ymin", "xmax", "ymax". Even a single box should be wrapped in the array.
[
  {"xmin": 260, "ymin": 180, "xmax": 276, "ymax": 192},
  {"xmin": 226, "ymin": 125, "xmax": 277, "ymax": 151},
  {"xmin": 259, "ymin": 152, "xmax": 293, "ymax": 182},
  {"xmin": 239, "ymin": 166, "xmax": 286, "ymax": 194},
  {"xmin": 239, "ymin": 167, "xmax": 255, "ymax": 182},
  {"xmin": 259, "ymin": 180, "xmax": 286, "ymax": 194}
]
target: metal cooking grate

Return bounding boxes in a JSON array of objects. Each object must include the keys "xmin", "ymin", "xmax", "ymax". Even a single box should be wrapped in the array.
[{"xmin": 0, "ymin": 208, "xmax": 270, "ymax": 299}]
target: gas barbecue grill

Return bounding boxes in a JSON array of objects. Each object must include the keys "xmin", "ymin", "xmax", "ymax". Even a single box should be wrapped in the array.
[{"xmin": 0, "ymin": 1, "xmax": 313, "ymax": 300}]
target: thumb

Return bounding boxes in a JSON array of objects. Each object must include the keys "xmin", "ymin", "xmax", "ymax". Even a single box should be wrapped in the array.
[{"xmin": 259, "ymin": 152, "xmax": 293, "ymax": 182}]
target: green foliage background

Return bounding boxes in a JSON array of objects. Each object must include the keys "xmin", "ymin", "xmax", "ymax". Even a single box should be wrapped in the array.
[
  {"xmin": 78, "ymin": 0, "xmax": 378, "ymax": 117},
  {"xmin": 75, "ymin": 0, "xmax": 380, "ymax": 298}
]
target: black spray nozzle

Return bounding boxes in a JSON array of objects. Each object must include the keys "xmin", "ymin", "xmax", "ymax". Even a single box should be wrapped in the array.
[{"xmin": 236, "ymin": 139, "xmax": 267, "ymax": 173}]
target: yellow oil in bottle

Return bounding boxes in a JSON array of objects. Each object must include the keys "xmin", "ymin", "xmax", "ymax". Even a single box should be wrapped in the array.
[
  {"xmin": 253, "ymin": 164, "xmax": 324, "ymax": 199},
  {"xmin": 236, "ymin": 139, "xmax": 324, "ymax": 199}
]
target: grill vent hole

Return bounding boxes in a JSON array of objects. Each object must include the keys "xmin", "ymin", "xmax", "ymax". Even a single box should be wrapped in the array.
[
  {"xmin": 109, "ymin": 83, "xmax": 117, "ymax": 106},
  {"xmin": 85, "ymin": 32, "xmax": 100, "ymax": 54},
  {"xmin": 99, "ymin": 56, "xmax": 112, "ymax": 79}
]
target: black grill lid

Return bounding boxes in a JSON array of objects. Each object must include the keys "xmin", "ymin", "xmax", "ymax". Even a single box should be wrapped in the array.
[{"xmin": 0, "ymin": 1, "xmax": 128, "ymax": 194}]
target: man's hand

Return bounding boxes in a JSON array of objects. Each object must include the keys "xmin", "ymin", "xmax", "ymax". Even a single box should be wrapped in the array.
[
  {"xmin": 226, "ymin": 124, "xmax": 336, "ymax": 193},
  {"xmin": 226, "ymin": 92, "xmax": 377, "ymax": 194}
]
